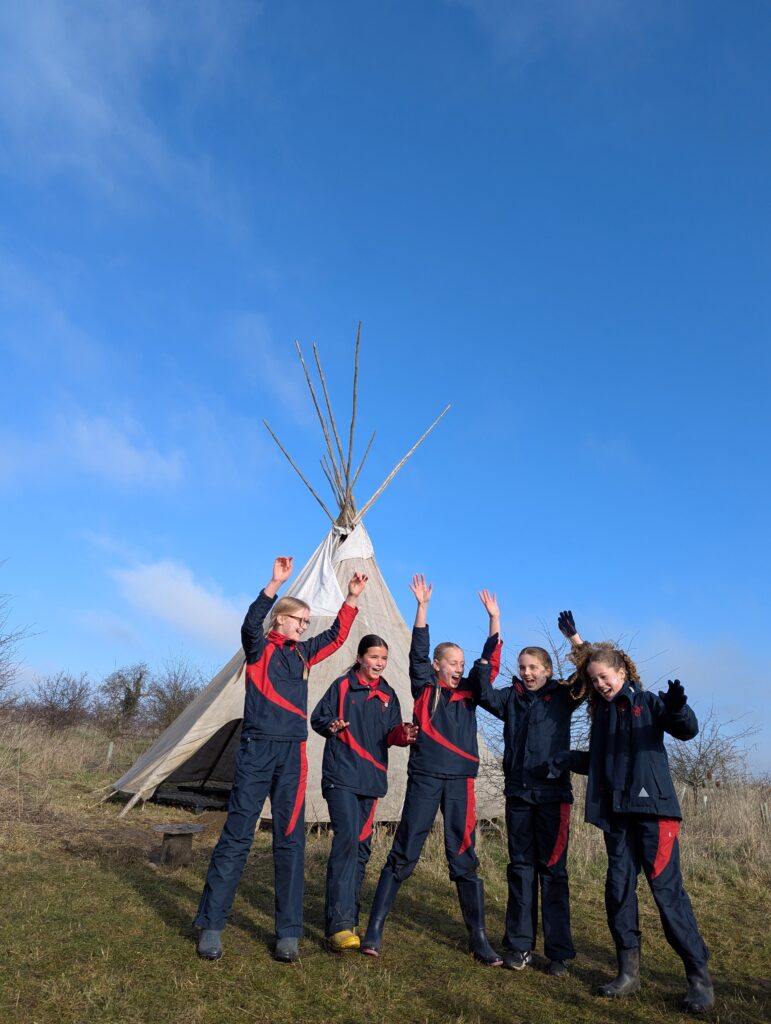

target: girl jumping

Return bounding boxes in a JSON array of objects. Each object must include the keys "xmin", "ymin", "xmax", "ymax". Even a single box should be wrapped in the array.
[
  {"xmin": 361, "ymin": 574, "xmax": 501, "ymax": 966},
  {"xmin": 194, "ymin": 555, "xmax": 367, "ymax": 963},
  {"xmin": 555, "ymin": 643, "xmax": 714, "ymax": 1014},
  {"xmin": 474, "ymin": 601, "xmax": 587, "ymax": 976},
  {"xmin": 311, "ymin": 635, "xmax": 418, "ymax": 951}
]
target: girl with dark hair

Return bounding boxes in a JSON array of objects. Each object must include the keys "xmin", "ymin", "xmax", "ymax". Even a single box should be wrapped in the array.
[
  {"xmin": 360, "ymin": 575, "xmax": 502, "ymax": 966},
  {"xmin": 554, "ymin": 643, "xmax": 714, "ymax": 1014},
  {"xmin": 311, "ymin": 634, "xmax": 418, "ymax": 951},
  {"xmin": 474, "ymin": 600, "xmax": 587, "ymax": 976},
  {"xmin": 194, "ymin": 556, "xmax": 367, "ymax": 964}
]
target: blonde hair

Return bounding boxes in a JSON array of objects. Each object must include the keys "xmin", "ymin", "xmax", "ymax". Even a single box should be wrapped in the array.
[
  {"xmin": 269, "ymin": 596, "xmax": 311, "ymax": 631},
  {"xmin": 518, "ymin": 646, "xmax": 553, "ymax": 675},
  {"xmin": 430, "ymin": 642, "xmax": 464, "ymax": 715}
]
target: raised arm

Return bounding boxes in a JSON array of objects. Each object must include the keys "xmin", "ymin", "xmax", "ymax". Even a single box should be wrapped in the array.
[
  {"xmin": 654, "ymin": 679, "xmax": 699, "ymax": 741},
  {"xmin": 301, "ymin": 572, "xmax": 367, "ymax": 666},
  {"xmin": 408, "ymin": 574, "xmax": 435, "ymax": 695},
  {"xmin": 409, "ymin": 573, "xmax": 432, "ymax": 629},
  {"xmin": 241, "ymin": 556, "xmax": 293, "ymax": 662},
  {"xmin": 469, "ymin": 590, "xmax": 508, "ymax": 717},
  {"xmin": 557, "ymin": 609, "xmax": 585, "ymax": 648}
]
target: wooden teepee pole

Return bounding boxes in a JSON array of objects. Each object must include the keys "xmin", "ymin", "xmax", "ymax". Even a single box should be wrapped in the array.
[
  {"xmin": 263, "ymin": 419, "xmax": 336, "ymax": 524},
  {"xmin": 295, "ymin": 341, "xmax": 346, "ymax": 501},
  {"xmin": 354, "ymin": 405, "xmax": 451, "ymax": 523},
  {"xmin": 344, "ymin": 321, "xmax": 361, "ymax": 500}
]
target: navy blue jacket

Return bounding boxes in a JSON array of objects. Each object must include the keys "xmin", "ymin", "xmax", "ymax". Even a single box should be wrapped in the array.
[
  {"xmin": 241, "ymin": 590, "xmax": 358, "ymax": 741},
  {"xmin": 406, "ymin": 625, "xmax": 491, "ymax": 780},
  {"xmin": 311, "ymin": 671, "xmax": 405, "ymax": 798},
  {"xmin": 563, "ymin": 681, "xmax": 697, "ymax": 831},
  {"xmin": 476, "ymin": 641, "xmax": 585, "ymax": 803}
]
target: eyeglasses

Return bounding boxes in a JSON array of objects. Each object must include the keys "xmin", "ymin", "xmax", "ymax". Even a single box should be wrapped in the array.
[{"xmin": 286, "ymin": 615, "xmax": 311, "ymax": 628}]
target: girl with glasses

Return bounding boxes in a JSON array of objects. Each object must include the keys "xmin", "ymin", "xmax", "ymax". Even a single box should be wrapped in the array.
[{"xmin": 195, "ymin": 555, "xmax": 367, "ymax": 963}]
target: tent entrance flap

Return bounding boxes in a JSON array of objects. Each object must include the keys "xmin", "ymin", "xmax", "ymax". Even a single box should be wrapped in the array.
[{"xmin": 165, "ymin": 719, "xmax": 242, "ymax": 788}]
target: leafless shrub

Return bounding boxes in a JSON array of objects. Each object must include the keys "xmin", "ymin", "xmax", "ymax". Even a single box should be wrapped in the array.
[
  {"xmin": 25, "ymin": 671, "xmax": 93, "ymax": 729},
  {"xmin": 667, "ymin": 703, "xmax": 758, "ymax": 798},
  {"xmin": 92, "ymin": 663, "xmax": 149, "ymax": 733},
  {"xmin": 143, "ymin": 655, "xmax": 204, "ymax": 731},
  {"xmin": 0, "ymin": 589, "xmax": 28, "ymax": 710}
]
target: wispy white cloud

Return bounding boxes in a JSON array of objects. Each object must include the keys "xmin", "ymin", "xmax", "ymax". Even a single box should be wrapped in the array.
[
  {"xmin": 446, "ymin": 0, "xmax": 665, "ymax": 63},
  {"xmin": 67, "ymin": 414, "xmax": 183, "ymax": 485},
  {"xmin": 113, "ymin": 559, "xmax": 245, "ymax": 650},
  {"xmin": 0, "ymin": 412, "xmax": 182, "ymax": 488},
  {"xmin": 0, "ymin": 1, "xmax": 257, "ymax": 207}
]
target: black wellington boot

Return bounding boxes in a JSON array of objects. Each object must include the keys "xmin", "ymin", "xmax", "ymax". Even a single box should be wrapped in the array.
[
  {"xmin": 597, "ymin": 947, "xmax": 641, "ymax": 997},
  {"xmin": 682, "ymin": 964, "xmax": 715, "ymax": 1014},
  {"xmin": 361, "ymin": 867, "xmax": 401, "ymax": 957},
  {"xmin": 455, "ymin": 876, "xmax": 503, "ymax": 966}
]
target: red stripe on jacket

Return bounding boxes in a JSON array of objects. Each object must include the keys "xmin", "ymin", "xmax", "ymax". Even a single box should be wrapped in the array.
[
  {"xmin": 246, "ymin": 646, "xmax": 306, "ymax": 718},
  {"xmin": 413, "ymin": 689, "xmax": 479, "ymax": 764},
  {"xmin": 308, "ymin": 602, "xmax": 358, "ymax": 665},
  {"xmin": 336, "ymin": 677, "xmax": 387, "ymax": 773}
]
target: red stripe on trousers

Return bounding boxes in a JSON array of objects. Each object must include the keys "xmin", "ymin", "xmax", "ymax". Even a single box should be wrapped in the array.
[
  {"xmin": 651, "ymin": 818, "xmax": 680, "ymax": 879},
  {"xmin": 284, "ymin": 741, "xmax": 308, "ymax": 836},
  {"xmin": 358, "ymin": 799, "xmax": 378, "ymax": 842},
  {"xmin": 546, "ymin": 802, "xmax": 571, "ymax": 868},
  {"xmin": 458, "ymin": 778, "xmax": 476, "ymax": 854}
]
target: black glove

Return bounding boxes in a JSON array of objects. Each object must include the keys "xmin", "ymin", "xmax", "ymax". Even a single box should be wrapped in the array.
[
  {"xmin": 481, "ymin": 633, "xmax": 499, "ymax": 661},
  {"xmin": 547, "ymin": 750, "xmax": 570, "ymax": 777},
  {"xmin": 659, "ymin": 678, "xmax": 687, "ymax": 713},
  {"xmin": 557, "ymin": 610, "xmax": 577, "ymax": 639}
]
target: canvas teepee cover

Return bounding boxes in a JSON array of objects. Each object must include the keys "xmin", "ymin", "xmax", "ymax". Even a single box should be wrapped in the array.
[{"xmin": 109, "ymin": 328, "xmax": 504, "ymax": 821}]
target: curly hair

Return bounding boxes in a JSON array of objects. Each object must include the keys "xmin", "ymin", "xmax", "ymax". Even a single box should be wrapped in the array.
[{"xmin": 568, "ymin": 641, "xmax": 643, "ymax": 715}]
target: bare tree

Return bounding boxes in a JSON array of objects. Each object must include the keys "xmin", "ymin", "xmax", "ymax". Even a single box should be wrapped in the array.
[
  {"xmin": 143, "ymin": 655, "xmax": 204, "ymax": 731},
  {"xmin": 26, "ymin": 671, "xmax": 93, "ymax": 729},
  {"xmin": 667, "ymin": 704, "xmax": 758, "ymax": 798},
  {"xmin": 0, "ymin": 589, "xmax": 27, "ymax": 709},
  {"xmin": 93, "ymin": 663, "xmax": 149, "ymax": 733}
]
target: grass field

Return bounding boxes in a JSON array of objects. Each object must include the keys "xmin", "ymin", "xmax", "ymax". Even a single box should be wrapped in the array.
[{"xmin": 1, "ymin": 718, "xmax": 769, "ymax": 1024}]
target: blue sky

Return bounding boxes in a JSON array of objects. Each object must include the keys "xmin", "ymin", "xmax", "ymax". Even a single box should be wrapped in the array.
[{"xmin": 1, "ymin": 1, "xmax": 769, "ymax": 770}]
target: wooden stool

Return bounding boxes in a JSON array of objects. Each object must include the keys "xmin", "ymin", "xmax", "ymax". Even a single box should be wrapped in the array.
[{"xmin": 152, "ymin": 823, "xmax": 204, "ymax": 868}]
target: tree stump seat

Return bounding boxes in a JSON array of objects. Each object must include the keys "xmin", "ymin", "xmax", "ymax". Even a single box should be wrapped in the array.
[{"xmin": 152, "ymin": 823, "xmax": 204, "ymax": 868}]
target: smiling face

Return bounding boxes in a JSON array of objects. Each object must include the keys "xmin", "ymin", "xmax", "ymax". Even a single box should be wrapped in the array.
[
  {"xmin": 358, "ymin": 645, "xmax": 389, "ymax": 683},
  {"xmin": 433, "ymin": 645, "xmax": 465, "ymax": 688},
  {"xmin": 274, "ymin": 610, "xmax": 310, "ymax": 641},
  {"xmin": 587, "ymin": 659, "xmax": 627, "ymax": 701},
  {"xmin": 518, "ymin": 651, "xmax": 551, "ymax": 692}
]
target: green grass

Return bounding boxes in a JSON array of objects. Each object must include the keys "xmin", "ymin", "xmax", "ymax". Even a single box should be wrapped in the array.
[{"xmin": 1, "ymin": 720, "xmax": 769, "ymax": 1024}]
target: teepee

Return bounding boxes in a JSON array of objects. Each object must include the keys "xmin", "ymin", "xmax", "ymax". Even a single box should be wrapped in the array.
[{"xmin": 109, "ymin": 326, "xmax": 504, "ymax": 821}]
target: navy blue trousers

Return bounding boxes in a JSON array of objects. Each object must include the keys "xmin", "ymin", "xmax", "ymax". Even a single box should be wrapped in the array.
[
  {"xmin": 194, "ymin": 736, "xmax": 307, "ymax": 938},
  {"xmin": 504, "ymin": 796, "xmax": 575, "ymax": 960},
  {"xmin": 604, "ymin": 814, "xmax": 709, "ymax": 969},
  {"xmin": 385, "ymin": 773, "xmax": 480, "ymax": 882},
  {"xmin": 323, "ymin": 787, "xmax": 377, "ymax": 935}
]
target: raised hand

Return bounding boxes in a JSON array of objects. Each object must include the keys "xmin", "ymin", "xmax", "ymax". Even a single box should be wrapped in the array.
[
  {"xmin": 346, "ymin": 572, "xmax": 369, "ymax": 599},
  {"xmin": 409, "ymin": 574, "xmax": 433, "ymax": 606},
  {"xmin": 478, "ymin": 589, "xmax": 499, "ymax": 618},
  {"xmin": 327, "ymin": 718, "xmax": 350, "ymax": 734},
  {"xmin": 659, "ymin": 679, "xmax": 687, "ymax": 713},
  {"xmin": 557, "ymin": 610, "xmax": 577, "ymax": 639},
  {"xmin": 272, "ymin": 556, "xmax": 294, "ymax": 585}
]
